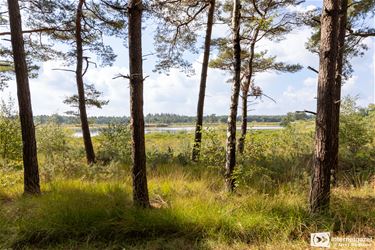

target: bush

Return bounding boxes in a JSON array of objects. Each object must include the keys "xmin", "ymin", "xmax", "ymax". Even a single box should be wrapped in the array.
[
  {"xmin": 199, "ymin": 127, "xmax": 225, "ymax": 169},
  {"xmin": 237, "ymin": 124, "xmax": 313, "ymax": 192},
  {"xmin": 147, "ymin": 146, "xmax": 174, "ymax": 168},
  {"xmin": 97, "ymin": 123, "xmax": 132, "ymax": 164},
  {"xmin": 0, "ymin": 98, "xmax": 22, "ymax": 167},
  {"xmin": 37, "ymin": 121, "xmax": 84, "ymax": 180},
  {"xmin": 338, "ymin": 97, "xmax": 375, "ymax": 187}
]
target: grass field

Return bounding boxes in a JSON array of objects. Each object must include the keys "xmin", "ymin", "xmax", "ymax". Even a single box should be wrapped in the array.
[
  {"xmin": 0, "ymin": 164, "xmax": 374, "ymax": 249},
  {"xmin": 0, "ymin": 121, "xmax": 374, "ymax": 249}
]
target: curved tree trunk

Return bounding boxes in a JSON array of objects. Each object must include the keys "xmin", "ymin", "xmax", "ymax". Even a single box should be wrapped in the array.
[
  {"xmin": 192, "ymin": 0, "xmax": 216, "ymax": 162},
  {"xmin": 224, "ymin": 0, "xmax": 241, "ymax": 192},
  {"xmin": 309, "ymin": 0, "xmax": 339, "ymax": 214},
  {"xmin": 7, "ymin": 0, "xmax": 40, "ymax": 195},
  {"xmin": 75, "ymin": 0, "xmax": 96, "ymax": 165},
  {"xmin": 237, "ymin": 28, "xmax": 258, "ymax": 154},
  {"xmin": 128, "ymin": 0, "xmax": 150, "ymax": 208},
  {"xmin": 331, "ymin": 0, "xmax": 348, "ymax": 187}
]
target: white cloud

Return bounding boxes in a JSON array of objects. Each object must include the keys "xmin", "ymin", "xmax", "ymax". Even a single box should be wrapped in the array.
[
  {"xmin": 1, "ymin": 20, "xmax": 373, "ymax": 116},
  {"xmin": 287, "ymin": 4, "xmax": 317, "ymax": 13},
  {"xmin": 342, "ymin": 75, "xmax": 357, "ymax": 94},
  {"xmin": 257, "ymin": 27, "xmax": 318, "ymax": 67},
  {"xmin": 303, "ymin": 77, "xmax": 317, "ymax": 86}
]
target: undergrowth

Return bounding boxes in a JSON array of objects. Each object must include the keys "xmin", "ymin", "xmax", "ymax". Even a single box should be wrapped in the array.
[{"xmin": 0, "ymin": 165, "xmax": 374, "ymax": 249}]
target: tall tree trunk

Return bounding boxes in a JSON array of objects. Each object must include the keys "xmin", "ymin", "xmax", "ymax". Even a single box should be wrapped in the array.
[
  {"xmin": 224, "ymin": 0, "xmax": 241, "ymax": 192},
  {"xmin": 192, "ymin": 0, "xmax": 216, "ymax": 162},
  {"xmin": 75, "ymin": 0, "xmax": 96, "ymax": 165},
  {"xmin": 7, "ymin": 0, "xmax": 40, "ymax": 195},
  {"xmin": 331, "ymin": 0, "xmax": 348, "ymax": 186},
  {"xmin": 238, "ymin": 89, "xmax": 247, "ymax": 154},
  {"xmin": 309, "ymin": 0, "xmax": 339, "ymax": 213},
  {"xmin": 128, "ymin": 0, "xmax": 150, "ymax": 208},
  {"xmin": 238, "ymin": 29, "xmax": 258, "ymax": 154}
]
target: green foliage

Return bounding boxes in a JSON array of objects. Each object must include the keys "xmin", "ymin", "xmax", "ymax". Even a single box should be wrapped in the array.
[
  {"xmin": 26, "ymin": 0, "xmax": 124, "ymax": 67},
  {"xmin": 147, "ymin": 146, "xmax": 175, "ymax": 167},
  {"xmin": 338, "ymin": 97, "xmax": 375, "ymax": 187},
  {"xmin": 199, "ymin": 127, "xmax": 225, "ymax": 169},
  {"xmin": 280, "ymin": 112, "xmax": 312, "ymax": 126},
  {"xmin": 236, "ymin": 124, "xmax": 313, "ymax": 191},
  {"xmin": 36, "ymin": 121, "xmax": 85, "ymax": 180},
  {"xmin": 304, "ymin": 1, "xmax": 375, "ymax": 79},
  {"xmin": 0, "ymin": 98, "xmax": 22, "ymax": 168},
  {"xmin": 64, "ymin": 83, "xmax": 109, "ymax": 116},
  {"xmin": 146, "ymin": 135, "xmax": 192, "ymax": 168},
  {"xmin": 0, "ymin": 168, "xmax": 374, "ymax": 249},
  {"xmin": 37, "ymin": 122, "xmax": 72, "ymax": 161},
  {"xmin": 32, "ymin": 113, "xmax": 290, "ymax": 125},
  {"xmin": 97, "ymin": 123, "xmax": 132, "ymax": 164},
  {"xmin": 150, "ymin": 0, "xmax": 207, "ymax": 74},
  {"xmin": 0, "ymin": 113, "xmax": 374, "ymax": 249}
]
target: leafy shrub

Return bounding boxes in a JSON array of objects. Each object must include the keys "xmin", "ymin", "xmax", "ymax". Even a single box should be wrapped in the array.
[
  {"xmin": 37, "ymin": 121, "xmax": 84, "ymax": 180},
  {"xmin": 97, "ymin": 123, "xmax": 132, "ymax": 164},
  {"xmin": 0, "ymin": 98, "xmax": 22, "ymax": 167},
  {"xmin": 338, "ymin": 97, "xmax": 375, "ymax": 187},
  {"xmin": 147, "ymin": 146, "xmax": 174, "ymax": 168},
  {"xmin": 237, "ymin": 124, "xmax": 313, "ymax": 191},
  {"xmin": 199, "ymin": 128, "xmax": 225, "ymax": 169}
]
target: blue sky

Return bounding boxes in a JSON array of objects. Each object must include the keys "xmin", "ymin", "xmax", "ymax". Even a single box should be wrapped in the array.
[{"xmin": 0, "ymin": 0, "xmax": 374, "ymax": 116}]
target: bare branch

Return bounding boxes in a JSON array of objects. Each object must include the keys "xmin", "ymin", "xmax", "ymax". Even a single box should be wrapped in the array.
[
  {"xmin": 307, "ymin": 66, "xmax": 319, "ymax": 74},
  {"xmin": 0, "ymin": 27, "xmax": 74, "ymax": 36},
  {"xmin": 52, "ymin": 68, "xmax": 76, "ymax": 73}
]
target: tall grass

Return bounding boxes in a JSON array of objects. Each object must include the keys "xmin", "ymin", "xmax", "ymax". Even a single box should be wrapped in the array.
[
  {"xmin": 0, "ymin": 165, "xmax": 374, "ymax": 249},
  {"xmin": 0, "ymin": 120, "xmax": 374, "ymax": 249}
]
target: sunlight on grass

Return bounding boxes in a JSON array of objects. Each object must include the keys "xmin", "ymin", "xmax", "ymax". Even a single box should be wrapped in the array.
[{"xmin": 0, "ymin": 164, "xmax": 374, "ymax": 249}]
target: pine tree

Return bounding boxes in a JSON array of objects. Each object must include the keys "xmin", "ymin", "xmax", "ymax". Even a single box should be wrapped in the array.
[
  {"xmin": 192, "ymin": 0, "xmax": 216, "ymax": 161},
  {"xmin": 26, "ymin": 0, "xmax": 125, "ymax": 164},
  {"xmin": 149, "ymin": 0, "xmax": 217, "ymax": 161},
  {"xmin": 309, "ymin": 0, "xmax": 340, "ymax": 213},
  {"xmin": 224, "ymin": 0, "xmax": 241, "ymax": 192},
  {"xmin": 304, "ymin": 0, "xmax": 375, "ymax": 185},
  {"xmin": 7, "ymin": 0, "xmax": 41, "ymax": 195},
  {"xmin": 128, "ymin": 0, "xmax": 150, "ymax": 208}
]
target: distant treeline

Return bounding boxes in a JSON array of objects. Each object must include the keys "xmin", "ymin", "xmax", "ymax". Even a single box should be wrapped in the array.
[{"xmin": 34, "ymin": 112, "xmax": 313, "ymax": 125}]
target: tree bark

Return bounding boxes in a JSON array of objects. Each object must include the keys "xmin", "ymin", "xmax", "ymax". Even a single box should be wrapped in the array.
[
  {"xmin": 309, "ymin": 0, "xmax": 339, "ymax": 214},
  {"xmin": 238, "ymin": 28, "xmax": 258, "ymax": 154},
  {"xmin": 192, "ymin": 0, "xmax": 216, "ymax": 162},
  {"xmin": 75, "ymin": 0, "xmax": 96, "ymax": 165},
  {"xmin": 7, "ymin": 0, "xmax": 40, "ymax": 195},
  {"xmin": 224, "ymin": 0, "xmax": 241, "ymax": 192},
  {"xmin": 331, "ymin": 0, "xmax": 348, "ymax": 186},
  {"xmin": 238, "ymin": 88, "xmax": 247, "ymax": 154},
  {"xmin": 128, "ymin": 0, "xmax": 150, "ymax": 208}
]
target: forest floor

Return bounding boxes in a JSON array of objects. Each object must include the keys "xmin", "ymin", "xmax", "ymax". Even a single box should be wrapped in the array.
[{"xmin": 0, "ymin": 164, "xmax": 374, "ymax": 250}]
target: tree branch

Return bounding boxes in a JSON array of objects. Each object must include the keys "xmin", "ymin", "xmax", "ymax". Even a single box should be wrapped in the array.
[
  {"xmin": 307, "ymin": 66, "xmax": 319, "ymax": 74},
  {"xmin": 0, "ymin": 27, "xmax": 74, "ymax": 36},
  {"xmin": 52, "ymin": 68, "xmax": 76, "ymax": 73}
]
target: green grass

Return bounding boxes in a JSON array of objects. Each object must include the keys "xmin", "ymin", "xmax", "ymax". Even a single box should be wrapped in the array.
[
  {"xmin": 0, "ymin": 120, "xmax": 374, "ymax": 249},
  {"xmin": 0, "ymin": 165, "xmax": 374, "ymax": 249}
]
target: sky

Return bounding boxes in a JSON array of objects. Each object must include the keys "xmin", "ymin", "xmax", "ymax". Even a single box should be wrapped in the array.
[{"xmin": 0, "ymin": 0, "xmax": 374, "ymax": 116}]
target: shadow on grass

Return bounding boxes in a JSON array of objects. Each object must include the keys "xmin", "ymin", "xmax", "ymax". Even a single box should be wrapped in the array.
[
  {"xmin": 2, "ymin": 181, "xmax": 374, "ymax": 250},
  {"xmin": 8, "ymin": 183, "xmax": 207, "ymax": 249}
]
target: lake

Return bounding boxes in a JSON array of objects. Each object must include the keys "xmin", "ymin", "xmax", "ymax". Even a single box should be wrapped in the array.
[{"xmin": 72, "ymin": 126, "xmax": 283, "ymax": 137}]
